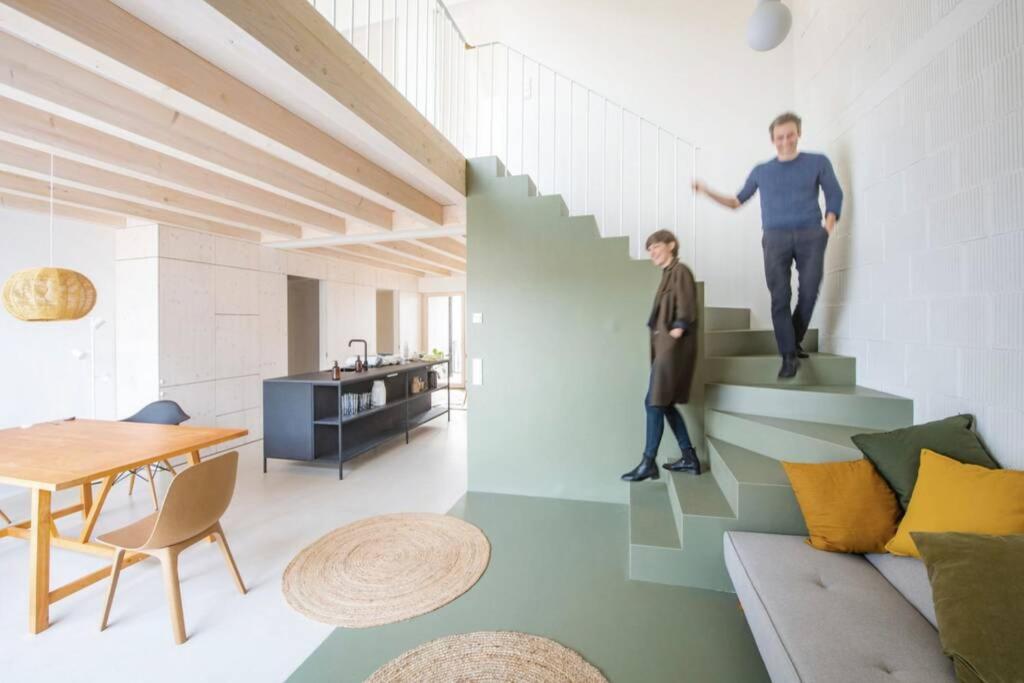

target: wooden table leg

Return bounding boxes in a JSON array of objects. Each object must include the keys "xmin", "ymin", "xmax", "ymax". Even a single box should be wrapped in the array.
[
  {"xmin": 79, "ymin": 475, "xmax": 114, "ymax": 544},
  {"xmin": 187, "ymin": 449, "xmax": 201, "ymax": 467},
  {"xmin": 29, "ymin": 488, "xmax": 52, "ymax": 634},
  {"xmin": 80, "ymin": 483, "xmax": 93, "ymax": 521}
]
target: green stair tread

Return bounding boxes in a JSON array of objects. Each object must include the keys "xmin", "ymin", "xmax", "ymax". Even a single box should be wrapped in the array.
[
  {"xmin": 707, "ymin": 437, "xmax": 790, "ymax": 486},
  {"xmin": 708, "ymin": 382, "xmax": 907, "ymax": 400},
  {"xmin": 670, "ymin": 472, "xmax": 736, "ymax": 520},
  {"xmin": 706, "ymin": 353, "xmax": 847, "ymax": 360},
  {"xmin": 711, "ymin": 410, "xmax": 882, "ymax": 447},
  {"xmin": 629, "ymin": 483, "xmax": 681, "ymax": 549}
]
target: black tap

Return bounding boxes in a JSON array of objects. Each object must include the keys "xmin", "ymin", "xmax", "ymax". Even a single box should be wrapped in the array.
[{"xmin": 348, "ymin": 338, "xmax": 368, "ymax": 373}]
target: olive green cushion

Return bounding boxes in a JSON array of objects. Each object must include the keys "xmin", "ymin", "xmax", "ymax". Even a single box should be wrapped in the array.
[
  {"xmin": 851, "ymin": 415, "xmax": 998, "ymax": 509},
  {"xmin": 913, "ymin": 532, "xmax": 1024, "ymax": 683}
]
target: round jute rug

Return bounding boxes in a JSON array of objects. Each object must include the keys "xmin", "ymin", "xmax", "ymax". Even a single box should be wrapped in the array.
[
  {"xmin": 365, "ymin": 631, "xmax": 608, "ymax": 682},
  {"xmin": 282, "ymin": 513, "xmax": 490, "ymax": 627}
]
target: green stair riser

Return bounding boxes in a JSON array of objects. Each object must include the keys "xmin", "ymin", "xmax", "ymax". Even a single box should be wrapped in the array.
[
  {"xmin": 705, "ymin": 384, "xmax": 913, "ymax": 430},
  {"xmin": 705, "ymin": 410, "xmax": 866, "ymax": 463},
  {"xmin": 706, "ymin": 329, "xmax": 819, "ymax": 356},
  {"xmin": 706, "ymin": 354, "xmax": 856, "ymax": 386},
  {"xmin": 704, "ymin": 307, "xmax": 751, "ymax": 331}
]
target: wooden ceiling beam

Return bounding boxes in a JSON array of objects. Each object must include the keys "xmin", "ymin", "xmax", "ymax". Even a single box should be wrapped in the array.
[
  {"xmin": 0, "ymin": 95, "xmax": 347, "ymax": 235},
  {"xmin": 0, "ymin": 170, "xmax": 260, "ymax": 241},
  {"xmin": 368, "ymin": 242, "xmax": 466, "ymax": 273},
  {"xmin": 413, "ymin": 237, "xmax": 468, "ymax": 260},
  {"xmin": 203, "ymin": 0, "xmax": 465, "ymax": 196},
  {"xmin": 303, "ymin": 248, "xmax": 427, "ymax": 279},
  {"xmin": 1, "ymin": 0, "xmax": 448, "ymax": 225},
  {"xmin": 0, "ymin": 139, "xmax": 301, "ymax": 238},
  {"xmin": 0, "ymin": 31, "xmax": 394, "ymax": 231},
  {"xmin": 0, "ymin": 191, "xmax": 126, "ymax": 228},
  {"xmin": 335, "ymin": 245, "xmax": 452, "ymax": 277}
]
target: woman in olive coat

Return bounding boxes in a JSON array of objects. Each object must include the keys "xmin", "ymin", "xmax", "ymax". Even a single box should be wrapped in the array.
[{"xmin": 621, "ymin": 229, "xmax": 702, "ymax": 482}]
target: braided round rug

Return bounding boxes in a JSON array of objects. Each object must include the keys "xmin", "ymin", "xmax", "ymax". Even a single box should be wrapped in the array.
[
  {"xmin": 282, "ymin": 513, "xmax": 490, "ymax": 627},
  {"xmin": 365, "ymin": 631, "xmax": 608, "ymax": 682}
]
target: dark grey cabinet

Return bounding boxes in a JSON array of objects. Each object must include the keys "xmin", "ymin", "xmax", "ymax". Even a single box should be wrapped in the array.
[{"xmin": 262, "ymin": 360, "xmax": 451, "ymax": 478}]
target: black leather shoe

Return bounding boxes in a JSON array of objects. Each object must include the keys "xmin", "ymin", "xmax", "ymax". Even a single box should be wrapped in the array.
[
  {"xmin": 621, "ymin": 457, "xmax": 660, "ymax": 482},
  {"xmin": 664, "ymin": 447, "xmax": 702, "ymax": 475},
  {"xmin": 796, "ymin": 344, "xmax": 810, "ymax": 359},
  {"xmin": 778, "ymin": 354, "xmax": 800, "ymax": 378}
]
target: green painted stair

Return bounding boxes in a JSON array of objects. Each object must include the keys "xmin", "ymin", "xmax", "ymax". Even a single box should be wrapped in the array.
[
  {"xmin": 628, "ymin": 438, "xmax": 808, "ymax": 592},
  {"xmin": 705, "ymin": 382, "xmax": 913, "ymax": 430},
  {"xmin": 705, "ymin": 410, "xmax": 876, "ymax": 463},
  {"xmin": 706, "ymin": 352, "xmax": 856, "ymax": 386},
  {"xmin": 705, "ymin": 307, "xmax": 751, "ymax": 331},
  {"xmin": 706, "ymin": 328, "xmax": 819, "ymax": 356}
]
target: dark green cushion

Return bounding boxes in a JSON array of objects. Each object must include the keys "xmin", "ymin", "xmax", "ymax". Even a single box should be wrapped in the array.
[
  {"xmin": 913, "ymin": 532, "xmax": 1024, "ymax": 683},
  {"xmin": 851, "ymin": 415, "xmax": 998, "ymax": 509}
]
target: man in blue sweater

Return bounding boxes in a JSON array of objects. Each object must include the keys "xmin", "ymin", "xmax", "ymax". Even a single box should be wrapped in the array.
[{"xmin": 693, "ymin": 112, "xmax": 843, "ymax": 378}]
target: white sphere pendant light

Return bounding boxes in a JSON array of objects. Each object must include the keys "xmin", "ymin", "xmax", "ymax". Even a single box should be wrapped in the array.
[{"xmin": 747, "ymin": 0, "xmax": 793, "ymax": 52}]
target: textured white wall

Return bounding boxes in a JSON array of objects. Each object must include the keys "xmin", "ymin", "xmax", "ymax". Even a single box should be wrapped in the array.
[
  {"xmin": 794, "ymin": 0, "xmax": 1024, "ymax": 469},
  {"xmin": 450, "ymin": 0, "xmax": 794, "ymax": 325},
  {"xmin": 115, "ymin": 224, "xmax": 420, "ymax": 460}
]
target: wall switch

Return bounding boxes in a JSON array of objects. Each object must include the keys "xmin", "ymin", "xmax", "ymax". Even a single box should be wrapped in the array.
[
  {"xmin": 472, "ymin": 312, "xmax": 483, "ymax": 324},
  {"xmin": 471, "ymin": 358, "xmax": 483, "ymax": 385}
]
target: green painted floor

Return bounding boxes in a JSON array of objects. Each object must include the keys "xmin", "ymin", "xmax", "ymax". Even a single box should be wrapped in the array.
[{"xmin": 287, "ymin": 492, "xmax": 769, "ymax": 682}]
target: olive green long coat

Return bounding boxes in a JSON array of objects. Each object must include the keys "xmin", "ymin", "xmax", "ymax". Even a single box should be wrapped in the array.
[{"xmin": 647, "ymin": 260, "xmax": 698, "ymax": 406}]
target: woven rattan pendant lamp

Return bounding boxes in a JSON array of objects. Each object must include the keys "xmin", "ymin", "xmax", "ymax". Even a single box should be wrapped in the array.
[{"xmin": 2, "ymin": 154, "xmax": 96, "ymax": 322}]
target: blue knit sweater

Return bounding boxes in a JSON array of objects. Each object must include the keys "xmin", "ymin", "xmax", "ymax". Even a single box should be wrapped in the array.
[{"xmin": 737, "ymin": 152, "xmax": 844, "ymax": 231}]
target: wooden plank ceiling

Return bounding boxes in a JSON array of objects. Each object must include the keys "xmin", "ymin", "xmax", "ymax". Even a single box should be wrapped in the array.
[{"xmin": 0, "ymin": 0, "xmax": 467, "ymax": 277}]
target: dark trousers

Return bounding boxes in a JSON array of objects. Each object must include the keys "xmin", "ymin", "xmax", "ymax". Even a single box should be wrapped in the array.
[
  {"xmin": 643, "ymin": 381, "xmax": 693, "ymax": 459},
  {"xmin": 762, "ymin": 227, "xmax": 829, "ymax": 356}
]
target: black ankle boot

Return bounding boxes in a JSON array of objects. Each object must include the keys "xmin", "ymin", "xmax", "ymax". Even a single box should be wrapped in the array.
[
  {"xmin": 778, "ymin": 353, "xmax": 800, "ymax": 378},
  {"xmin": 796, "ymin": 344, "xmax": 810, "ymax": 359},
  {"xmin": 621, "ymin": 456, "xmax": 660, "ymax": 482},
  {"xmin": 664, "ymin": 447, "xmax": 702, "ymax": 475}
]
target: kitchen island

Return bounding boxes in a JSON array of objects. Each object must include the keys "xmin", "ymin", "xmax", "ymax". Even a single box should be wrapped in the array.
[{"xmin": 262, "ymin": 359, "xmax": 450, "ymax": 478}]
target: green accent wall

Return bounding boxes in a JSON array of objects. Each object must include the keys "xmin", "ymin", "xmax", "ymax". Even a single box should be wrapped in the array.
[{"xmin": 467, "ymin": 158, "xmax": 704, "ymax": 504}]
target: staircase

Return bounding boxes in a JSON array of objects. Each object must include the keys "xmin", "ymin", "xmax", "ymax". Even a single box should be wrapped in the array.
[
  {"xmin": 628, "ymin": 308, "xmax": 914, "ymax": 593},
  {"xmin": 467, "ymin": 155, "xmax": 914, "ymax": 593}
]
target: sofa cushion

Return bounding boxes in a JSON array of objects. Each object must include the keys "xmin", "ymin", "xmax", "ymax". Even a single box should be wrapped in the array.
[
  {"xmin": 865, "ymin": 552, "xmax": 937, "ymax": 628},
  {"xmin": 886, "ymin": 450, "xmax": 1024, "ymax": 557},
  {"xmin": 851, "ymin": 414, "xmax": 997, "ymax": 509},
  {"xmin": 724, "ymin": 531, "xmax": 954, "ymax": 683},
  {"xmin": 914, "ymin": 532, "xmax": 1024, "ymax": 683},
  {"xmin": 782, "ymin": 458, "xmax": 901, "ymax": 553}
]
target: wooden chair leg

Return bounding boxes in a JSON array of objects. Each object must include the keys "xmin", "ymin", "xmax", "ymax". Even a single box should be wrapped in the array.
[
  {"xmin": 128, "ymin": 469, "xmax": 138, "ymax": 496},
  {"xmin": 212, "ymin": 524, "xmax": 247, "ymax": 594},
  {"xmin": 0, "ymin": 508, "xmax": 9, "ymax": 525},
  {"xmin": 146, "ymin": 464, "xmax": 160, "ymax": 511},
  {"xmin": 159, "ymin": 550, "xmax": 187, "ymax": 645},
  {"xmin": 99, "ymin": 548, "xmax": 125, "ymax": 631},
  {"xmin": 162, "ymin": 459, "xmax": 178, "ymax": 475}
]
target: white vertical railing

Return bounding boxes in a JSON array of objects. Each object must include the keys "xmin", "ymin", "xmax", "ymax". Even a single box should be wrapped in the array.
[
  {"xmin": 308, "ymin": 2, "xmax": 699, "ymax": 263},
  {"xmin": 464, "ymin": 42, "xmax": 698, "ymax": 261}
]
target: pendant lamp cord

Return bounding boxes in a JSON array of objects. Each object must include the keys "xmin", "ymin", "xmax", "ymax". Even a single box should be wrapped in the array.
[{"xmin": 49, "ymin": 152, "xmax": 54, "ymax": 267}]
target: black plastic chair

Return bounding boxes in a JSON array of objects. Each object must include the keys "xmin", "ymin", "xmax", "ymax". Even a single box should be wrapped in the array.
[{"xmin": 116, "ymin": 400, "xmax": 191, "ymax": 510}]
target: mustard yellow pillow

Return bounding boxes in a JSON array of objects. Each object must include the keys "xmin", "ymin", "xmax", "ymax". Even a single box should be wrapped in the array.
[
  {"xmin": 782, "ymin": 459, "xmax": 901, "ymax": 553},
  {"xmin": 886, "ymin": 450, "xmax": 1024, "ymax": 557}
]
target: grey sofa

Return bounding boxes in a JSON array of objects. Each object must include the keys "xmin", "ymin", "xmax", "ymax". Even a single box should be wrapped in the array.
[{"xmin": 724, "ymin": 531, "xmax": 955, "ymax": 683}]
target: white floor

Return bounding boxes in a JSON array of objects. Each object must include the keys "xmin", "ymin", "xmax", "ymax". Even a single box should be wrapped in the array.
[{"xmin": 0, "ymin": 412, "xmax": 467, "ymax": 683}]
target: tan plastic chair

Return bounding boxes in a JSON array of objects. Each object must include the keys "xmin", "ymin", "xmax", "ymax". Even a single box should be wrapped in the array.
[{"xmin": 98, "ymin": 451, "xmax": 246, "ymax": 644}]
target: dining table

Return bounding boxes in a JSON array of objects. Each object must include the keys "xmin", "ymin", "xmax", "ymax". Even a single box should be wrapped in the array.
[{"xmin": 0, "ymin": 418, "xmax": 247, "ymax": 634}]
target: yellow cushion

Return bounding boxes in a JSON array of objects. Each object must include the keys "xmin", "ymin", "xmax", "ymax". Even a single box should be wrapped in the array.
[
  {"xmin": 886, "ymin": 450, "xmax": 1024, "ymax": 557},
  {"xmin": 782, "ymin": 459, "xmax": 901, "ymax": 553}
]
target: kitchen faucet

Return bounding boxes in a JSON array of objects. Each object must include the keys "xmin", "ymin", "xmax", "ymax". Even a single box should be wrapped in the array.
[{"xmin": 348, "ymin": 338, "xmax": 368, "ymax": 372}]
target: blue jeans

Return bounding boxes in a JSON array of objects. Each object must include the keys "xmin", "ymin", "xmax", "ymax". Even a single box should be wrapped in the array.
[
  {"xmin": 762, "ymin": 227, "xmax": 828, "ymax": 355},
  {"xmin": 643, "ymin": 383, "xmax": 693, "ymax": 459}
]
